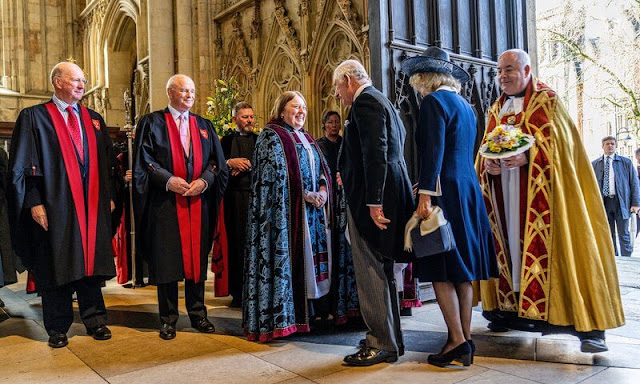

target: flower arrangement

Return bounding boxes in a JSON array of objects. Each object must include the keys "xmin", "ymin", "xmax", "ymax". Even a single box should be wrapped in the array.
[
  {"xmin": 205, "ymin": 78, "xmax": 239, "ymax": 137},
  {"xmin": 481, "ymin": 124, "xmax": 535, "ymax": 159}
]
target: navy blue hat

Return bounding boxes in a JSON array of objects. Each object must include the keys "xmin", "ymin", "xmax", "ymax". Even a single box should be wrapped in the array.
[{"xmin": 401, "ymin": 46, "xmax": 470, "ymax": 83}]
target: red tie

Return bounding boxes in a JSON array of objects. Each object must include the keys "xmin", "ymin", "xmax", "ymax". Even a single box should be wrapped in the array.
[{"xmin": 66, "ymin": 106, "xmax": 84, "ymax": 162}]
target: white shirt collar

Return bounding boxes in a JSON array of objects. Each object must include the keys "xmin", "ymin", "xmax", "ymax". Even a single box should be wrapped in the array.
[
  {"xmin": 168, "ymin": 104, "xmax": 189, "ymax": 120},
  {"xmin": 52, "ymin": 94, "xmax": 78, "ymax": 113},
  {"xmin": 353, "ymin": 83, "xmax": 372, "ymax": 102}
]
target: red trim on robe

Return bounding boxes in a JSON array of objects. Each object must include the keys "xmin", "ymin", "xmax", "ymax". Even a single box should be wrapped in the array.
[
  {"xmin": 45, "ymin": 103, "xmax": 100, "ymax": 276},
  {"xmin": 212, "ymin": 200, "xmax": 229, "ymax": 297},
  {"xmin": 246, "ymin": 324, "xmax": 311, "ymax": 342},
  {"xmin": 164, "ymin": 113, "xmax": 204, "ymax": 282},
  {"xmin": 112, "ymin": 209, "xmax": 129, "ymax": 284}
]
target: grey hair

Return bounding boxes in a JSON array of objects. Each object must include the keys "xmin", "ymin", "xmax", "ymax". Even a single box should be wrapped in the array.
[
  {"xmin": 500, "ymin": 49, "xmax": 531, "ymax": 69},
  {"xmin": 165, "ymin": 74, "xmax": 194, "ymax": 96},
  {"xmin": 332, "ymin": 60, "xmax": 371, "ymax": 86},
  {"xmin": 50, "ymin": 62, "xmax": 77, "ymax": 85}
]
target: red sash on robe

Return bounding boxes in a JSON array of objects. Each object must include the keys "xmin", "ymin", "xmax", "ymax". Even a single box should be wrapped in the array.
[
  {"xmin": 45, "ymin": 103, "xmax": 100, "ymax": 276},
  {"xmin": 111, "ymin": 209, "xmax": 129, "ymax": 284},
  {"xmin": 211, "ymin": 201, "xmax": 229, "ymax": 297},
  {"xmin": 164, "ymin": 113, "xmax": 204, "ymax": 282}
]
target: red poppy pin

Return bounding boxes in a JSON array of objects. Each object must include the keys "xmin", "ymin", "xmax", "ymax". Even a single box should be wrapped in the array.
[
  {"xmin": 92, "ymin": 119, "xmax": 101, "ymax": 130},
  {"xmin": 200, "ymin": 129, "xmax": 209, "ymax": 139}
]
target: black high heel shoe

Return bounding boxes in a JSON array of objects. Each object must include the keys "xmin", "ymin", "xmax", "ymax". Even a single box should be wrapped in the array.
[
  {"xmin": 427, "ymin": 341, "xmax": 472, "ymax": 367},
  {"xmin": 467, "ymin": 339, "xmax": 475, "ymax": 364}
]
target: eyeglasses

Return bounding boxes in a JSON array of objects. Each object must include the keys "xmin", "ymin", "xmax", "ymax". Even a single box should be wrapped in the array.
[{"xmin": 56, "ymin": 76, "xmax": 88, "ymax": 85}]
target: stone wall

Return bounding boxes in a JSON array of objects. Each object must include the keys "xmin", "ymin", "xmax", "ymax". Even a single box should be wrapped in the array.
[{"xmin": 0, "ymin": 0, "xmax": 75, "ymax": 123}]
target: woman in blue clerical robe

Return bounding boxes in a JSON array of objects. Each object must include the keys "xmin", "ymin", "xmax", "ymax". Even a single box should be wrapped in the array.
[{"xmin": 243, "ymin": 91, "xmax": 332, "ymax": 342}]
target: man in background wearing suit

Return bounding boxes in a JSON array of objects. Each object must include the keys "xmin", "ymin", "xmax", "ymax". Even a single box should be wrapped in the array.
[
  {"xmin": 592, "ymin": 136, "xmax": 640, "ymax": 256},
  {"xmin": 334, "ymin": 60, "xmax": 414, "ymax": 366}
]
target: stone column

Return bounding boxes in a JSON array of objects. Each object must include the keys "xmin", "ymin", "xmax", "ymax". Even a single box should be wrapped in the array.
[
  {"xmin": 174, "ymin": 0, "xmax": 194, "ymax": 77},
  {"xmin": 147, "ymin": 0, "xmax": 175, "ymax": 111}
]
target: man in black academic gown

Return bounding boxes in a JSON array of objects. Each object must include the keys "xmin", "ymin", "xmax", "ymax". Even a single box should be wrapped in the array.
[
  {"xmin": 134, "ymin": 74, "xmax": 228, "ymax": 340},
  {"xmin": 220, "ymin": 101, "xmax": 257, "ymax": 308},
  {"xmin": 7, "ymin": 61, "xmax": 118, "ymax": 348},
  {"xmin": 334, "ymin": 60, "xmax": 414, "ymax": 366}
]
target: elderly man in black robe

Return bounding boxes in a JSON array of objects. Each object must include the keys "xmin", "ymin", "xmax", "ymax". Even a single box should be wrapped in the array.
[
  {"xmin": 8, "ymin": 61, "xmax": 118, "ymax": 348},
  {"xmin": 134, "ymin": 74, "xmax": 228, "ymax": 340}
]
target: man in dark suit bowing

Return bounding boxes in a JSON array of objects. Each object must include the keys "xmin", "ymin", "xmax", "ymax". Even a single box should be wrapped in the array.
[
  {"xmin": 134, "ymin": 74, "xmax": 228, "ymax": 340},
  {"xmin": 592, "ymin": 136, "xmax": 640, "ymax": 256},
  {"xmin": 8, "ymin": 61, "xmax": 118, "ymax": 348},
  {"xmin": 334, "ymin": 60, "xmax": 414, "ymax": 366}
]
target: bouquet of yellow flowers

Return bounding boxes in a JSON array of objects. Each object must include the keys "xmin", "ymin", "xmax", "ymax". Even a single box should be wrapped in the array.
[
  {"xmin": 480, "ymin": 124, "xmax": 534, "ymax": 159},
  {"xmin": 205, "ymin": 78, "xmax": 239, "ymax": 137}
]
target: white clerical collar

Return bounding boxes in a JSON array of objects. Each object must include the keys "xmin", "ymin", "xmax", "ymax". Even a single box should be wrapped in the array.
[
  {"xmin": 436, "ymin": 85, "xmax": 458, "ymax": 93},
  {"xmin": 353, "ymin": 83, "xmax": 372, "ymax": 102},
  {"xmin": 168, "ymin": 104, "xmax": 189, "ymax": 120}
]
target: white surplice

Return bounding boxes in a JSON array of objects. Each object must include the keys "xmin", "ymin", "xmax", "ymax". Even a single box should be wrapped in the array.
[{"xmin": 493, "ymin": 96, "xmax": 525, "ymax": 292}]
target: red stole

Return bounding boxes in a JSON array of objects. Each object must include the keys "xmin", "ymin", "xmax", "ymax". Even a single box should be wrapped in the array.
[
  {"xmin": 481, "ymin": 79, "xmax": 552, "ymax": 316},
  {"xmin": 45, "ymin": 102, "xmax": 100, "ymax": 276},
  {"xmin": 164, "ymin": 113, "xmax": 204, "ymax": 282}
]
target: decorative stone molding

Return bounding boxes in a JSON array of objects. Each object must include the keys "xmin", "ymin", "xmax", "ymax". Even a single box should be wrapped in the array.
[
  {"xmin": 250, "ymin": 1, "xmax": 261, "ymax": 40},
  {"xmin": 273, "ymin": 0, "xmax": 301, "ymax": 65},
  {"xmin": 336, "ymin": 0, "xmax": 364, "ymax": 44}
]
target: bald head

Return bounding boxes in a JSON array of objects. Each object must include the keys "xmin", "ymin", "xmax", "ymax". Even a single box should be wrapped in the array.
[
  {"xmin": 166, "ymin": 74, "xmax": 196, "ymax": 113},
  {"xmin": 499, "ymin": 49, "xmax": 531, "ymax": 69},
  {"xmin": 497, "ymin": 49, "xmax": 532, "ymax": 96},
  {"xmin": 50, "ymin": 61, "xmax": 86, "ymax": 104}
]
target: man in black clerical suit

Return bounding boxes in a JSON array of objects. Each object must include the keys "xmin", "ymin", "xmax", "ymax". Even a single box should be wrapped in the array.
[
  {"xmin": 220, "ymin": 102, "xmax": 257, "ymax": 308},
  {"xmin": 334, "ymin": 60, "xmax": 414, "ymax": 366},
  {"xmin": 8, "ymin": 61, "xmax": 118, "ymax": 348},
  {"xmin": 134, "ymin": 74, "xmax": 228, "ymax": 340}
]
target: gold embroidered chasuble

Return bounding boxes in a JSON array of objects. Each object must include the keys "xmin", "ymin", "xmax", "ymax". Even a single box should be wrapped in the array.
[{"xmin": 476, "ymin": 77, "xmax": 625, "ymax": 332}]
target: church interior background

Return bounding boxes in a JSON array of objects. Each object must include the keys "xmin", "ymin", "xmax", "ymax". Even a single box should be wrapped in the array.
[{"xmin": 0, "ymin": 0, "xmax": 534, "ymax": 150}]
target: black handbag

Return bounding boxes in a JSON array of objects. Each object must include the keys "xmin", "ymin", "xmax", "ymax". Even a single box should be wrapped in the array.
[{"xmin": 409, "ymin": 216, "xmax": 457, "ymax": 258}]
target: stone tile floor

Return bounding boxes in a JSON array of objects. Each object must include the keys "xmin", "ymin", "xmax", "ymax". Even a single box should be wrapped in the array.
[{"xmin": 1, "ymin": 255, "xmax": 639, "ymax": 384}]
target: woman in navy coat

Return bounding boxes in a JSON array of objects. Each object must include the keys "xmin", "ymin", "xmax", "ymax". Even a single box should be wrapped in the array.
[{"xmin": 402, "ymin": 47, "xmax": 497, "ymax": 367}]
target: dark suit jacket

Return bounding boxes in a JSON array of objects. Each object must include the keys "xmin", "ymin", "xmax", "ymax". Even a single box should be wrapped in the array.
[
  {"xmin": 338, "ymin": 86, "xmax": 414, "ymax": 260},
  {"xmin": 592, "ymin": 153, "xmax": 640, "ymax": 219}
]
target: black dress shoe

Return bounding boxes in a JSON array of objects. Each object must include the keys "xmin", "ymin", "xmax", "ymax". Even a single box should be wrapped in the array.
[
  {"xmin": 487, "ymin": 321, "xmax": 509, "ymax": 332},
  {"xmin": 87, "ymin": 325, "xmax": 112, "ymax": 340},
  {"xmin": 191, "ymin": 317, "xmax": 215, "ymax": 333},
  {"xmin": 580, "ymin": 338, "xmax": 608, "ymax": 353},
  {"xmin": 159, "ymin": 323, "xmax": 176, "ymax": 340},
  {"xmin": 400, "ymin": 307, "xmax": 412, "ymax": 316},
  {"xmin": 343, "ymin": 347, "xmax": 398, "ymax": 366},
  {"xmin": 228, "ymin": 297, "xmax": 242, "ymax": 308},
  {"xmin": 427, "ymin": 341, "xmax": 472, "ymax": 367},
  {"xmin": 357, "ymin": 338, "xmax": 367, "ymax": 349},
  {"xmin": 48, "ymin": 333, "xmax": 68, "ymax": 348}
]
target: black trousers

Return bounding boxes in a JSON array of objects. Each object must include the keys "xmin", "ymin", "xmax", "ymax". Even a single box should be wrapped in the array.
[
  {"xmin": 157, "ymin": 280, "xmax": 206, "ymax": 326},
  {"xmin": 603, "ymin": 196, "xmax": 633, "ymax": 256},
  {"xmin": 40, "ymin": 276, "xmax": 107, "ymax": 335},
  {"xmin": 223, "ymin": 189, "xmax": 251, "ymax": 300}
]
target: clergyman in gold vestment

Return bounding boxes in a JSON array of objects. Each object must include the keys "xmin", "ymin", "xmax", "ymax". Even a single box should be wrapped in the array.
[{"xmin": 476, "ymin": 49, "xmax": 624, "ymax": 353}]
